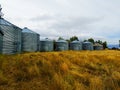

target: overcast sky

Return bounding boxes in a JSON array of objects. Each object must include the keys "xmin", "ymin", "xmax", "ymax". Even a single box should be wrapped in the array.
[{"xmin": 1, "ymin": 0, "xmax": 120, "ymax": 44}]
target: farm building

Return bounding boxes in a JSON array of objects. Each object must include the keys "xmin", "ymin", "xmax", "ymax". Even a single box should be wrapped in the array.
[
  {"xmin": 94, "ymin": 43, "xmax": 103, "ymax": 50},
  {"xmin": 0, "ymin": 6, "xmax": 22, "ymax": 54},
  {"xmin": 82, "ymin": 41, "xmax": 93, "ymax": 50},
  {"xmin": 22, "ymin": 27, "xmax": 40, "ymax": 52},
  {"xmin": 40, "ymin": 38, "xmax": 53, "ymax": 52},
  {"xmin": 70, "ymin": 40, "xmax": 82, "ymax": 50},
  {"xmin": 55, "ymin": 39, "xmax": 68, "ymax": 51}
]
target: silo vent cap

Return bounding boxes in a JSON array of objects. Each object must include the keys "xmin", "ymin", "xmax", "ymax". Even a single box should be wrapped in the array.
[{"xmin": 24, "ymin": 27, "xmax": 28, "ymax": 29}]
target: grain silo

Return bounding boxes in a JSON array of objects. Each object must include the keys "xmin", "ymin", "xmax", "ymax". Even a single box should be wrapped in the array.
[
  {"xmin": 0, "ymin": 5, "xmax": 22, "ymax": 54},
  {"xmin": 22, "ymin": 27, "xmax": 40, "ymax": 52},
  {"xmin": 82, "ymin": 41, "xmax": 93, "ymax": 50},
  {"xmin": 55, "ymin": 39, "xmax": 68, "ymax": 51},
  {"xmin": 93, "ymin": 43, "xmax": 103, "ymax": 50},
  {"xmin": 40, "ymin": 38, "xmax": 53, "ymax": 52},
  {"xmin": 70, "ymin": 40, "xmax": 82, "ymax": 50}
]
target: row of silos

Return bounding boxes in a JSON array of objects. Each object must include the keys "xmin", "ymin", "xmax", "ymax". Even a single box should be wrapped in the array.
[
  {"xmin": 39, "ymin": 40, "xmax": 96, "ymax": 52},
  {"xmin": 0, "ymin": 5, "xmax": 103, "ymax": 54},
  {"xmin": 0, "ymin": 17, "xmax": 102, "ymax": 54},
  {"xmin": 39, "ymin": 39, "xmax": 68, "ymax": 52}
]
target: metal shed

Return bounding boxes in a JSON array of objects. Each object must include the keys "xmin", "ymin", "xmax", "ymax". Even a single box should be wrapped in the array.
[
  {"xmin": 94, "ymin": 43, "xmax": 103, "ymax": 50},
  {"xmin": 40, "ymin": 38, "xmax": 53, "ymax": 52},
  {"xmin": 22, "ymin": 27, "xmax": 40, "ymax": 52},
  {"xmin": 55, "ymin": 39, "xmax": 68, "ymax": 51},
  {"xmin": 0, "ymin": 18, "xmax": 22, "ymax": 54},
  {"xmin": 70, "ymin": 40, "xmax": 82, "ymax": 50},
  {"xmin": 82, "ymin": 41, "xmax": 93, "ymax": 50}
]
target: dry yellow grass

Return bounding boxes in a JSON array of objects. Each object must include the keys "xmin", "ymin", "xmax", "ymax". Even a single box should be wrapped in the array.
[{"xmin": 0, "ymin": 50, "xmax": 120, "ymax": 90}]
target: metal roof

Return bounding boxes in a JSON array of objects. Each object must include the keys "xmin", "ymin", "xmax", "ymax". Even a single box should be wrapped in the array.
[
  {"xmin": 0, "ymin": 18, "xmax": 22, "ymax": 30},
  {"xmin": 0, "ymin": 18, "xmax": 14, "ymax": 26},
  {"xmin": 83, "ymin": 41, "xmax": 92, "ymax": 44},
  {"xmin": 56, "ymin": 39, "xmax": 67, "ymax": 43},
  {"xmin": 71, "ymin": 40, "xmax": 80, "ymax": 43},
  {"xmin": 94, "ymin": 43, "xmax": 103, "ymax": 46},
  {"xmin": 22, "ymin": 27, "xmax": 38, "ymax": 34},
  {"xmin": 40, "ymin": 38, "xmax": 52, "ymax": 42}
]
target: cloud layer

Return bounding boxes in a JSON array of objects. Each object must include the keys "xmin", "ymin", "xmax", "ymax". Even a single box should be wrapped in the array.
[{"xmin": 1, "ymin": 0, "xmax": 120, "ymax": 44}]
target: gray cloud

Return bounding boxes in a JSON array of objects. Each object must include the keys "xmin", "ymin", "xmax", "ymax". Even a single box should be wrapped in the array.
[
  {"xmin": 30, "ymin": 14, "xmax": 55, "ymax": 21},
  {"xmin": 1, "ymin": 0, "xmax": 120, "ymax": 44},
  {"xmin": 50, "ymin": 17, "xmax": 103, "ymax": 30}
]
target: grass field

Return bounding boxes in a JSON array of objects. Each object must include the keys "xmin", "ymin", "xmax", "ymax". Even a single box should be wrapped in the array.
[{"xmin": 0, "ymin": 50, "xmax": 120, "ymax": 90}]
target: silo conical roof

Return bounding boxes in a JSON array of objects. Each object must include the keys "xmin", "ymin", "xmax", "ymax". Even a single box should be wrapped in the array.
[
  {"xmin": 94, "ymin": 43, "xmax": 103, "ymax": 46},
  {"xmin": 0, "ymin": 5, "xmax": 14, "ymax": 26},
  {"xmin": 56, "ymin": 39, "xmax": 67, "ymax": 43},
  {"xmin": 71, "ymin": 40, "xmax": 80, "ymax": 43},
  {"xmin": 83, "ymin": 41, "xmax": 91, "ymax": 43},
  {"xmin": 22, "ymin": 27, "xmax": 38, "ymax": 34},
  {"xmin": 41, "ymin": 38, "xmax": 52, "ymax": 42},
  {"xmin": 0, "ymin": 18, "xmax": 12, "ymax": 26},
  {"xmin": 0, "ymin": 18, "xmax": 22, "ymax": 30},
  {"xmin": 0, "ymin": 18, "xmax": 15, "ymax": 26}
]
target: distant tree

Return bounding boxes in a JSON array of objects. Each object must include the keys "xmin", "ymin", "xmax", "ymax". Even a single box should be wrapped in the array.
[
  {"xmin": 103, "ymin": 41, "xmax": 108, "ymax": 49},
  {"xmin": 95, "ymin": 40, "xmax": 102, "ymax": 44},
  {"xmin": 58, "ymin": 37, "xmax": 64, "ymax": 40},
  {"xmin": 69, "ymin": 36, "xmax": 79, "ymax": 42},
  {"xmin": 88, "ymin": 38, "xmax": 95, "ymax": 44},
  {"xmin": 66, "ymin": 39, "xmax": 70, "ymax": 43},
  {"xmin": 53, "ymin": 40, "xmax": 56, "ymax": 50},
  {"xmin": 84, "ymin": 40, "xmax": 87, "ymax": 42}
]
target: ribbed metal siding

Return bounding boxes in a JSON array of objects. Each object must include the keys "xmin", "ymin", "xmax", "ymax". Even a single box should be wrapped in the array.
[
  {"xmin": 55, "ymin": 40, "xmax": 68, "ymax": 51},
  {"xmin": 82, "ymin": 42, "xmax": 93, "ymax": 50},
  {"xmin": 22, "ymin": 33, "xmax": 40, "ymax": 52},
  {"xmin": 37, "ymin": 34, "xmax": 40, "ymax": 51},
  {"xmin": 0, "ymin": 33, "xmax": 3, "ymax": 53},
  {"xmin": 70, "ymin": 41, "xmax": 82, "ymax": 50},
  {"xmin": 94, "ymin": 45, "xmax": 103, "ymax": 50},
  {"xmin": 40, "ymin": 40, "xmax": 53, "ymax": 52},
  {"xmin": 0, "ymin": 25, "xmax": 22, "ymax": 54}
]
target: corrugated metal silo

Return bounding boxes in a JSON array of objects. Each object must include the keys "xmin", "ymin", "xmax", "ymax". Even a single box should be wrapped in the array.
[
  {"xmin": 55, "ymin": 39, "xmax": 68, "ymax": 51},
  {"xmin": 70, "ymin": 40, "xmax": 82, "ymax": 50},
  {"xmin": 94, "ymin": 43, "xmax": 103, "ymax": 50},
  {"xmin": 82, "ymin": 41, "xmax": 93, "ymax": 50},
  {"xmin": 22, "ymin": 27, "xmax": 40, "ymax": 52},
  {"xmin": 40, "ymin": 38, "xmax": 53, "ymax": 52},
  {"xmin": 0, "ymin": 19, "xmax": 22, "ymax": 54}
]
